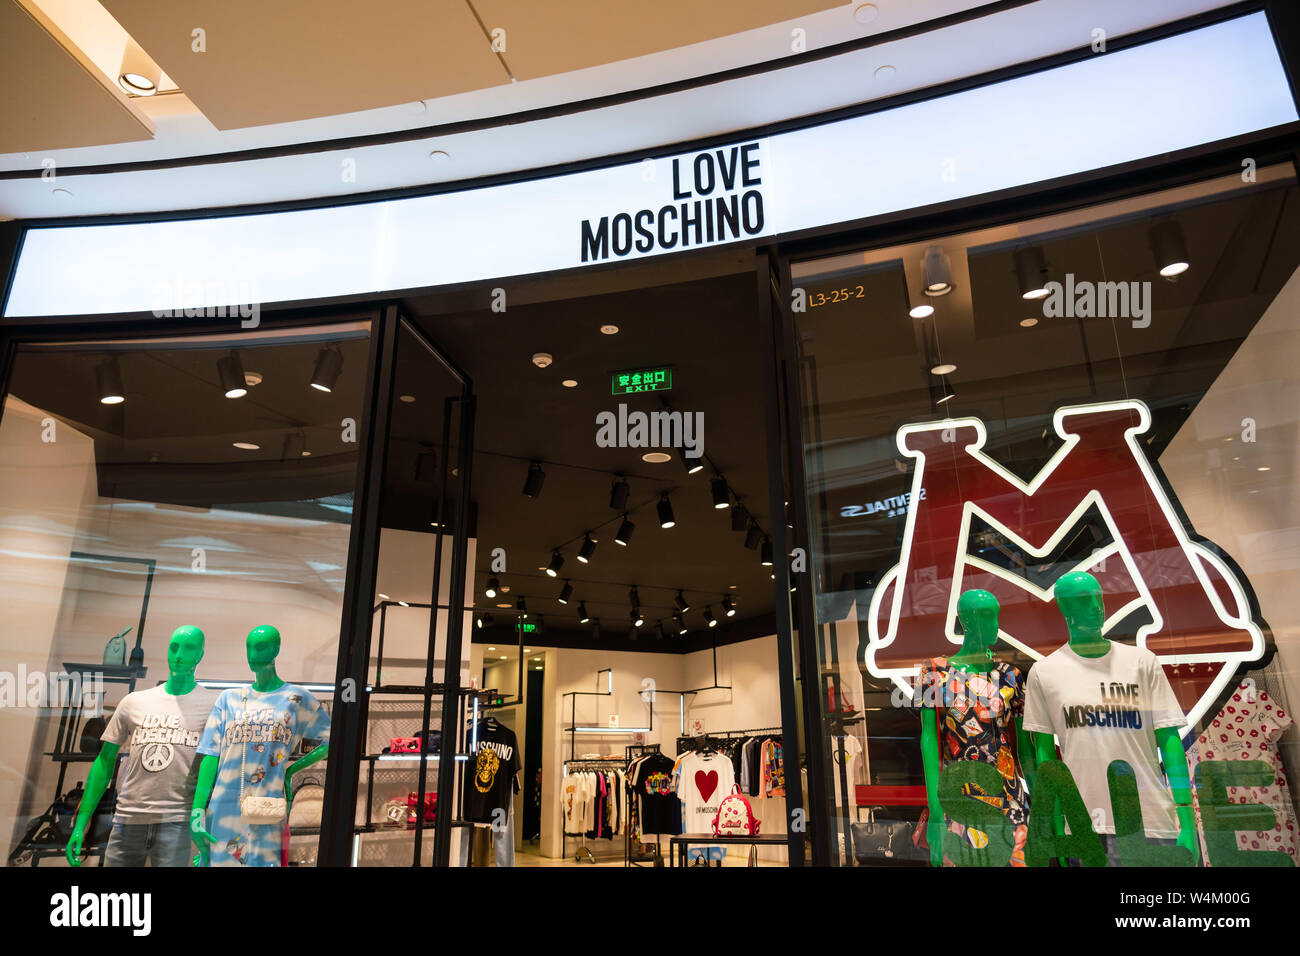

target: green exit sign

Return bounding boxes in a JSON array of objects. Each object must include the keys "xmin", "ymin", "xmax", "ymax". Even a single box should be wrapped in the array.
[
  {"xmin": 518, "ymin": 621, "xmax": 539, "ymax": 633},
  {"xmin": 612, "ymin": 367, "xmax": 672, "ymax": 395}
]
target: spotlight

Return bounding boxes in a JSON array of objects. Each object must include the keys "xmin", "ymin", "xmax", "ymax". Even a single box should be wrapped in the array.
[
  {"xmin": 761, "ymin": 538, "xmax": 774, "ymax": 567},
  {"xmin": 218, "ymin": 351, "xmax": 247, "ymax": 398},
  {"xmin": 577, "ymin": 534, "xmax": 597, "ymax": 563},
  {"xmin": 118, "ymin": 40, "xmax": 160, "ymax": 96},
  {"xmin": 1149, "ymin": 220, "xmax": 1190, "ymax": 277},
  {"xmin": 731, "ymin": 505, "xmax": 749, "ymax": 533},
  {"xmin": 704, "ymin": 606, "xmax": 718, "ymax": 628},
  {"xmin": 723, "ymin": 595, "xmax": 736, "ymax": 617},
  {"xmin": 615, "ymin": 515, "xmax": 635, "ymax": 546},
  {"xmin": 476, "ymin": 613, "xmax": 494, "ymax": 629},
  {"xmin": 921, "ymin": 245, "xmax": 953, "ymax": 296},
  {"xmin": 631, "ymin": 609, "xmax": 644, "ymax": 628},
  {"xmin": 578, "ymin": 602, "xmax": 591, "ymax": 624},
  {"xmin": 710, "ymin": 477, "xmax": 729, "ymax": 510},
  {"xmin": 657, "ymin": 494, "xmax": 676, "ymax": 529},
  {"xmin": 609, "ymin": 477, "xmax": 629, "ymax": 510},
  {"xmin": 675, "ymin": 590, "xmax": 690, "ymax": 613},
  {"xmin": 673, "ymin": 612, "xmax": 687, "ymax": 635},
  {"xmin": 516, "ymin": 596, "xmax": 528, "ymax": 616},
  {"xmin": 557, "ymin": 580, "xmax": 573, "ymax": 604},
  {"xmin": 744, "ymin": 522, "xmax": 763, "ymax": 550},
  {"xmin": 522, "ymin": 462, "xmax": 546, "ymax": 498},
  {"xmin": 679, "ymin": 446, "xmax": 704, "ymax": 475},
  {"xmin": 546, "ymin": 550, "xmax": 564, "ymax": 577},
  {"xmin": 310, "ymin": 347, "xmax": 344, "ymax": 392},
  {"xmin": 1014, "ymin": 246, "xmax": 1050, "ymax": 300},
  {"xmin": 97, "ymin": 357, "xmax": 126, "ymax": 405},
  {"xmin": 909, "ymin": 298, "xmax": 935, "ymax": 319},
  {"xmin": 485, "ymin": 577, "xmax": 500, "ymax": 599}
]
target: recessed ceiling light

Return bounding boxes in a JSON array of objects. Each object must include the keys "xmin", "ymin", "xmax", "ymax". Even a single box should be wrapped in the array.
[
  {"xmin": 1258, "ymin": 466, "xmax": 1271, "ymax": 472},
  {"xmin": 532, "ymin": 352, "xmax": 553, "ymax": 368},
  {"xmin": 874, "ymin": 65, "xmax": 896, "ymax": 81},
  {"xmin": 52, "ymin": 188, "xmax": 74, "ymax": 201},
  {"xmin": 931, "ymin": 363, "xmax": 957, "ymax": 375},
  {"xmin": 1232, "ymin": 456, "xmax": 1240, "ymax": 461},
  {"xmin": 909, "ymin": 304, "xmax": 934, "ymax": 319},
  {"xmin": 533, "ymin": 657, "xmax": 542, "ymax": 661},
  {"xmin": 488, "ymin": 646, "xmax": 495, "ymax": 651},
  {"xmin": 1020, "ymin": 317, "xmax": 1039, "ymax": 328},
  {"xmin": 642, "ymin": 452, "xmax": 671, "ymax": 463},
  {"xmin": 728, "ymin": 584, "xmax": 737, "ymax": 589},
  {"xmin": 378, "ymin": 593, "xmax": 390, "ymax": 600},
  {"xmin": 499, "ymin": 655, "xmax": 508, "ymax": 660},
  {"xmin": 399, "ymin": 394, "xmax": 416, "ymax": 403},
  {"xmin": 397, "ymin": 601, "xmax": 409, "ymax": 607},
  {"xmin": 496, "ymin": 602, "xmax": 512, "ymax": 608},
  {"xmin": 562, "ymin": 379, "xmax": 578, "ymax": 388},
  {"xmin": 244, "ymin": 371, "xmax": 263, "ymax": 387},
  {"xmin": 600, "ymin": 324, "xmax": 619, "ymax": 335},
  {"xmin": 406, "ymin": 101, "xmax": 428, "ymax": 115},
  {"xmin": 119, "ymin": 73, "xmax": 156, "ymax": 95},
  {"xmin": 429, "ymin": 149, "xmax": 451, "ymax": 163},
  {"xmin": 854, "ymin": 3, "xmax": 879, "ymax": 24},
  {"xmin": 232, "ymin": 441, "xmax": 260, "ymax": 450}
]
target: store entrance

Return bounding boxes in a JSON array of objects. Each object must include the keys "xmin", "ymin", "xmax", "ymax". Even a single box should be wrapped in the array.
[{"xmin": 396, "ymin": 252, "xmax": 799, "ymax": 867}]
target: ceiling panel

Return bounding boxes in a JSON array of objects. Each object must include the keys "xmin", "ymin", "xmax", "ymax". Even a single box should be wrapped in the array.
[
  {"xmin": 477, "ymin": 0, "xmax": 839, "ymax": 80},
  {"xmin": 0, "ymin": 0, "xmax": 153, "ymax": 152},
  {"xmin": 101, "ymin": 0, "xmax": 510, "ymax": 130}
]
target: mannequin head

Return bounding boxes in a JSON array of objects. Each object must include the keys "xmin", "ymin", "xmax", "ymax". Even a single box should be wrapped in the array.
[
  {"xmin": 246, "ymin": 625, "xmax": 281, "ymax": 669},
  {"xmin": 1054, "ymin": 571, "xmax": 1106, "ymax": 641},
  {"xmin": 956, "ymin": 588, "xmax": 1000, "ymax": 651},
  {"xmin": 167, "ymin": 625, "xmax": 205, "ymax": 677}
]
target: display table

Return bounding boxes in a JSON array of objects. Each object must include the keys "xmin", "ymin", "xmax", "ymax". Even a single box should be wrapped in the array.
[{"xmin": 668, "ymin": 832, "xmax": 788, "ymax": 866}]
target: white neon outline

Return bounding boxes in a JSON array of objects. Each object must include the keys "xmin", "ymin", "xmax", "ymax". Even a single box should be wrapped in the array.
[{"xmin": 864, "ymin": 399, "xmax": 1265, "ymax": 732}]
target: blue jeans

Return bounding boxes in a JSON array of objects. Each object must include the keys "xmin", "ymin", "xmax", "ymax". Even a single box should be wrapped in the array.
[{"xmin": 104, "ymin": 819, "xmax": 194, "ymax": 867}]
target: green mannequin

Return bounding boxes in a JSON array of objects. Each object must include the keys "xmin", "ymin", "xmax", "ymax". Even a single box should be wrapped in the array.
[
  {"xmin": 1031, "ymin": 572, "xmax": 1198, "ymax": 862},
  {"xmin": 920, "ymin": 589, "xmax": 1035, "ymax": 866},
  {"xmin": 66, "ymin": 624, "xmax": 207, "ymax": 866},
  {"xmin": 189, "ymin": 625, "xmax": 328, "ymax": 865}
]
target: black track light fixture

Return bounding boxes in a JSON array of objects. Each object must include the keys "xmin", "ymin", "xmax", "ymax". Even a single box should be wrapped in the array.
[
  {"xmin": 485, "ymin": 577, "xmax": 500, "ymax": 599},
  {"xmin": 722, "ymin": 595, "xmax": 736, "ymax": 617},
  {"xmin": 704, "ymin": 606, "xmax": 717, "ymax": 628},
  {"xmin": 97, "ymin": 357, "xmax": 126, "ymax": 405},
  {"xmin": 557, "ymin": 580, "xmax": 573, "ymax": 604},
  {"xmin": 710, "ymin": 477, "xmax": 730, "ymax": 510},
  {"xmin": 1014, "ymin": 246, "xmax": 1050, "ymax": 300},
  {"xmin": 657, "ymin": 493, "xmax": 676, "ymax": 529},
  {"xmin": 577, "ymin": 534, "xmax": 597, "ymax": 563},
  {"xmin": 545, "ymin": 550, "xmax": 564, "ymax": 577},
  {"xmin": 310, "ymin": 346, "xmax": 344, "ymax": 392},
  {"xmin": 476, "ymin": 613, "xmax": 494, "ymax": 629},
  {"xmin": 218, "ymin": 350, "xmax": 248, "ymax": 399},
  {"xmin": 675, "ymin": 590, "xmax": 690, "ymax": 613},
  {"xmin": 630, "ymin": 609, "xmax": 644, "ymax": 628},
  {"xmin": 578, "ymin": 602, "xmax": 591, "ymax": 624},
  {"xmin": 522, "ymin": 461, "xmax": 546, "ymax": 498},
  {"xmin": 672, "ymin": 611, "xmax": 687, "ymax": 635},
  {"xmin": 615, "ymin": 515, "xmax": 635, "ymax": 546},
  {"xmin": 655, "ymin": 620, "xmax": 667, "ymax": 641},
  {"xmin": 516, "ymin": 596, "xmax": 528, "ymax": 617},
  {"xmin": 609, "ymin": 476, "xmax": 630, "ymax": 510},
  {"xmin": 629, "ymin": 587, "xmax": 641, "ymax": 610},
  {"xmin": 744, "ymin": 522, "xmax": 763, "ymax": 550},
  {"xmin": 761, "ymin": 538, "xmax": 774, "ymax": 567},
  {"xmin": 1149, "ymin": 220, "xmax": 1190, "ymax": 277},
  {"xmin": 731, "ymin": 504, "xmax": 749, "ymax": 533},
  {"xmin": 678, "ymin": 446, "xmax": 704, "ymax": 475}
]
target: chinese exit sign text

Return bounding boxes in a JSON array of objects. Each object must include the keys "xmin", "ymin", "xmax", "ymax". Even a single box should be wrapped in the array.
[{"xmin": 612, "ymin": 367, "xmax": 672, "ymax": 395}]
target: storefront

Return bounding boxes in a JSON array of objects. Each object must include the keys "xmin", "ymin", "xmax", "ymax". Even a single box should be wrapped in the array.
[{"xmin": 2, "ymin": 4, "xmax": 1299, "ymax": 869}]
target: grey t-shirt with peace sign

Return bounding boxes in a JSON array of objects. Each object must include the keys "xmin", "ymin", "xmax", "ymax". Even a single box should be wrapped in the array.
[{"xmin": 100, "ymin": 684, "xmax": 220, "ymax": 823}]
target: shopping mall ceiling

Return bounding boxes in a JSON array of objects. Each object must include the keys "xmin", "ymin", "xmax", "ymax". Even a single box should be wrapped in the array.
[{"xmin": 0, "ymin": 0, "xmax": 1241, "ymax": 219}]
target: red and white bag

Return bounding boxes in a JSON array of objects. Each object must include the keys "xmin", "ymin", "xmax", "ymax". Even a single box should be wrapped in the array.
[{"xmin": 712, "ymin": 784, "xmax": 760, "ymax": 836}]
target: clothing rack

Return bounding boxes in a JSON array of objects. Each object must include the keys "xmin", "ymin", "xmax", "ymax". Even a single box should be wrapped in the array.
[
  {"xmin": 675, "ymin": 725, "xmax": 783, "ymax": 754},
  {"xmin": 561, "ymin": 757, "xmax": 625, "ymax": 864},
  {"xmin": 624, "ymin": 743, "xmax": 662, "ymax": 868}
]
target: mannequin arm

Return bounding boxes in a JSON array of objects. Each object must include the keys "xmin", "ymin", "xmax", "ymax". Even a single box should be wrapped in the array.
[
  {"xmin": 1032, "ymin": 732, "xmax": 1069, "ymax": 863},
  {"xmin": 285, "ymin": 742, "xmax": 327, "ymax": 801},
  {"xmin": 1014, "ymin": 717, "xmax": 1037, "ymax": 793},
  {"xmin": 920, "ymin": 708, "xmax": 944, "ymax": 867},
  {"xmin": 65, "ymin": 742, "xmax": 119, "ymax": 866},
  {"xmin": 190, "ymin": 754, "xmax": 219, "ymax": 863},
  {"xmin": 1155, "ymin": 726, "xmax": 1199, "ymax": 863}
]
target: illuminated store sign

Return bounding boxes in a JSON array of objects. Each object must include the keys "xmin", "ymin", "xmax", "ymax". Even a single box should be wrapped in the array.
[
  {"xmin": 611, "ymin": 366, "xmax": 673, "ymax": 395},
  {"xmin": 4, "ymin": 13, "xmax": 1295, "ymax": 318},
  {"xmin": 864, "ymin": 400, "xmax": 1267, "ymax": 729}
]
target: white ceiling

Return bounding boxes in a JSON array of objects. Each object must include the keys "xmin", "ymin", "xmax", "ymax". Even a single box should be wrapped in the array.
[{"xmin": 0, "ymin": 0, "xmax": 1244, "ymax": 221}]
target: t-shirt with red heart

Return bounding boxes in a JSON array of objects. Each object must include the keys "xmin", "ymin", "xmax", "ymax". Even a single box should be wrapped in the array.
[{"xmin": 674, "ymin": 751, "xmax": 737, "ymax": 840}]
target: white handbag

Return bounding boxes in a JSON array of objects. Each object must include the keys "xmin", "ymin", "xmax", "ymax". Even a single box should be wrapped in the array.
[{"xmin": 238, "ymin": 691, "xmax": 288, "ymax": 825}]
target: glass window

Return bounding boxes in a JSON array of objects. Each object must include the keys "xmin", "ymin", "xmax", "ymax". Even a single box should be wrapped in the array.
[
  {"xmin": 0, "ymin": 322, "xmax": 369, "ymax": 868},
  {"xmin": 792, "ymin": 166, "xmax": 1300, "ymax": 867}
]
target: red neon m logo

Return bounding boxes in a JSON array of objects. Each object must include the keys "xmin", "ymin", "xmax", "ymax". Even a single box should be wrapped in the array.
[{"xmin": 865, "ymin": 400, "xmax": 1265, "ymax": 728}]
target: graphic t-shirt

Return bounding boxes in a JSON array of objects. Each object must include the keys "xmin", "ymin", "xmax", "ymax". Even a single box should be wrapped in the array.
[
  {"xmin": 632, "ymin": 753, "xmax": 682, "ymax": 835},
  {"xmin": 101, "ymin": 684, "xmax": 220, "ymax": 823},
  {"xmin": 1022, "ymin": 641, "xmax": 1184, "ymax": 837},
  {"xmin": 463, "ymin": 720, "xmax": 520, "ymax": 823},
  {"xmin": 675, "ymin": 752, "xmax": 736, "ymax": 835},
  {"xmin": 196, "ymin": 683, "xmax": 331, "ymax": 866}
]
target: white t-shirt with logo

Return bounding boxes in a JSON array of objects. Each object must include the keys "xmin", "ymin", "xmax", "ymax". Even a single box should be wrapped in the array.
[
  {"xmin": 100, "ymin": 683, "xmax": 221, "ymax": 823},
  {"xmin": 674, "ymin": 752, "xmax": 736, "ymax": 835},
  {"xmin": 1022, "ymin": 641, "xmax": 1185, "ymax": 837}
]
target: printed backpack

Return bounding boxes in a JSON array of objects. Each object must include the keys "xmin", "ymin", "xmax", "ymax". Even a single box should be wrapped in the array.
[{"xmin": 712, "ymin": 784, "xmax": 760, "ymax": 836}]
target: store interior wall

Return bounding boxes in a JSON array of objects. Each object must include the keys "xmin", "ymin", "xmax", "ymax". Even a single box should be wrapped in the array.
[{"xmin": 1162, "ymin": 261, "xmax": 1300, "ymax": 798}]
